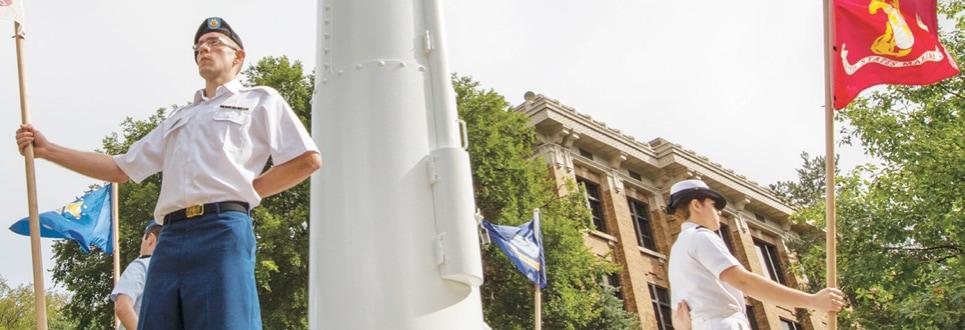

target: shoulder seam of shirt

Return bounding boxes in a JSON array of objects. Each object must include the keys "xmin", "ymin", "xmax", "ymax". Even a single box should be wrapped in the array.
[
  {"xmin": 131, "ymin": 258, "xmax": 150, "ymax": 269},
  {"xmin": 167, "ymin": 104, "xmax": 197, "ymax": 120},
  {"xmin": 241, "ymin": 85, "xmax": 278, "ymax": 95},
  {"xmin": 693, "ymin": 228, "xmax": 718, "ymax": 236}
]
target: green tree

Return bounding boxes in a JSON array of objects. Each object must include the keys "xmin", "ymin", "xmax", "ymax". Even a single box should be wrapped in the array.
[
  {"xmin": 782, "ymin": 2, "xmax": 964, "ymax": 327},
  {"xmin": 0, "ymin": 275, "xmax": 75, "ymax": 330},
  {"xmin": 454, "ymin": 75, "xmax": 640, "ymax": 329},
  {"xmin": 770, "ymin": 152, "xmax": 837, "ymax": 208},
  {"xmin": 770, "ymin": 152, "xmax": 838, "ymax": 295},
  {"xmin": 49, "ymin": 56, "xmax": 315, "ymax": 329}
]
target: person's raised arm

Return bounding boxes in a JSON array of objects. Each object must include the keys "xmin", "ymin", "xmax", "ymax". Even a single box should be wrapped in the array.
[
  {"xmin": 720, "ymin": 265, "xmax": 845, "ymax": 312},
  {"xmin": 16, "ymin": 124, "xmax": 129, "ymax": 183}
]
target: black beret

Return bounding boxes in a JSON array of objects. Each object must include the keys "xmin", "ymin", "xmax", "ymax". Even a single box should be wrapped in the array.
[{"xmin": 193, "ymin": 17, "xmax": 243, "ymax": 58}]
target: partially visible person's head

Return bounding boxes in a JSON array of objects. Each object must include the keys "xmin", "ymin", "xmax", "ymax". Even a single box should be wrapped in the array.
[
  {"xmin": 665, "ymin": 179, "xmax": 726, "ymax": 230},
  {"xmin": 140, "ymin": 220, "xmax": 162, "ymax": 256},
  {"xmin": 193, "ymin": 17, "xmax": 246, "ymax": 79}
]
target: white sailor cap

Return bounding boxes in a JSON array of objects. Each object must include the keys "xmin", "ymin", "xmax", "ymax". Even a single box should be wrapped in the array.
[{"xmin": 665, "ymin": 179, "xmax": 727, "ymax": 214}]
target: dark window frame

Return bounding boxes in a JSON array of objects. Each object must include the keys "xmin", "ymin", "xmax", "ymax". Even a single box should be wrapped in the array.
[
  {"xmin": 577, "ymin": 177, "xmax": 608, "ymax": 234},
  {"xmin": 578, "ymin": 148, "xmax": 594, "ymax": 160},
  {"xmin": 628, "ymin": 197, "xmax": 657, "ymax": 251},
  {"xmin": 746, "ymin": 304, "xmax": 761, "ymax": 330},
  {"xmin": 715, "ymin": 223, "xmax": 735, "ymax": 254},
  {"xmin": 779, "ymin": 318, "xmax": 803, "ymax": 330},
  {"xmin": 754, "ymin": 239, "xmax": 786, "ymax": 284},
  {"xmin": 601, "ymin": 273, "xmax": 624, "ymax": 302},
  {"xmin": 628, "ymin": 170, "xmax": 642, "ymax": 181},
  {"xmin": 648, "ymin": 284, "xmax": 675, "ymax": 330}
]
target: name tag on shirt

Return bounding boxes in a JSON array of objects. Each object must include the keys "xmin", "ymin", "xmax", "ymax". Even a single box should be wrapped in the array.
[{"xmin": 219, "ymin": 104, "xmax": 250, "ymax": 111}]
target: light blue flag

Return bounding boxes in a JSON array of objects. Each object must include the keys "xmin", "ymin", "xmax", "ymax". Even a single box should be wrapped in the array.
[
  {"xmin": 482, "ymin": 216, "xmax": 547, "ymax": 288},
  {"xmin": 9, "ymin": 184, "xmax": 114, "ymax": 254}
]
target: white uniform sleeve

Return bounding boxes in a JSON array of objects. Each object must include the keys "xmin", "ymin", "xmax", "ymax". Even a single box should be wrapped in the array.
[
  {"xmin": 258, "ymin": 90, "xmax": 319, "ymax": 165},
  {"xmin": 110, "ymin": 260, "xmax": 148, "ymax": 302},
  {"xmin": 113, "ymin": 123, "xmax": 167, "ymax": 183},
  {"xmin": 690, "ymin": 230, "xmax": 741, "ymax": 279}
]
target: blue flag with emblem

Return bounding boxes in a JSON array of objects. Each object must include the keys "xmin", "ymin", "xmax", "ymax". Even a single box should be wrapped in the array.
[
  {"xmin": 9, "ymin": 184, "xmax": 114, "ymax": 254},
  {"xmin": 482, "ymin": 216, "xmax": 547, "ymax": 288}
]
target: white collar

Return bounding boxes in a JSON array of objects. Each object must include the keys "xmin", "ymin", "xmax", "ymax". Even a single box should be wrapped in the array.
[
  {"xmin": 681, "ymin": 221, "xmax": 703, "ymax": 231},
  {"xmin": 194, "ymin": 79, "xmax": 243, "ymax": 103}
]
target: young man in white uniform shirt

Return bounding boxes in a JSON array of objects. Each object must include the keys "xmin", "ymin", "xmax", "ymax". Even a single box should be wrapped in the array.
[
  {"xmin": 16, "ymin": 17, "xmax": 321, "ymax": 329},
  {"xmin": 666, "ymin": 180, "xmax": 845, "ymax": 329}
]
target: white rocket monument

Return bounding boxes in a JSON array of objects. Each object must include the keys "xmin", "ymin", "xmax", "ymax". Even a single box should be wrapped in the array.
[{"xmin": 308, "ymin": 0, "xmax": 487, "ymax": 328}]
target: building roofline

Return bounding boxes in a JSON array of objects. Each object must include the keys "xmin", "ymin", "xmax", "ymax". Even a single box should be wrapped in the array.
[{"xmin": 517, "ymin": 92, "xmax": 799, "ymax": 219}]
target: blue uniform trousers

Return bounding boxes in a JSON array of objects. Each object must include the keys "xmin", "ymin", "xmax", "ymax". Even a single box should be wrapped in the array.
[{"xmin": 138, "ymin": 209, "xmax": 262, "ymax": 329}]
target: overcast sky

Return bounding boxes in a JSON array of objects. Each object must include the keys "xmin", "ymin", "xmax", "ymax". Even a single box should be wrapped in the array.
[{"xmin": 0, "ymin": 1, "xmax": 885, "ymax": 289}]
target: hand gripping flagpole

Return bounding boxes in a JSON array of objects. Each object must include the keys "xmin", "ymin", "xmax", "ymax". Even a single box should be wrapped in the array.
[
  {"xmin": 13, "ymin": 21, "xmax": 49, "ymax": 330},
  {"xmin": 821, "ymin": 0, "xmax": 838, "ymax": 328}
]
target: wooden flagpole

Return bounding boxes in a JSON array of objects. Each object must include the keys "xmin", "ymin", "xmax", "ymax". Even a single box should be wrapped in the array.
[
  {"xmin": 533, "ymin": 208, "xmax": 542, "ymax": 330},
  {"xmin": 534, "ymin": 283, "xmax": 542, "ymax": 330},
  {"xmin": 821, "ymin": 0, "xmax": 838, "ymax": 329},
  {"xmin": 111, "ymin": 183, "xmax": 121, "ymax": 330},
  {"xmin": 13, "ymin": 21, "xmax": 49, "ymax": 330}
]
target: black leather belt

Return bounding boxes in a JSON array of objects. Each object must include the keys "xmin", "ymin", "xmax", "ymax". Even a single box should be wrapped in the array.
[{"xmin": 164, "ymin": 201, "xmax": 249, "ymax": 224}]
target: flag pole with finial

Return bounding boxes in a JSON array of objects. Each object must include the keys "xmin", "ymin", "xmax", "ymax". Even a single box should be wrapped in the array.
[{"xmin": 12, "ymin": 17, "xmax": 50, "ymax": 330}]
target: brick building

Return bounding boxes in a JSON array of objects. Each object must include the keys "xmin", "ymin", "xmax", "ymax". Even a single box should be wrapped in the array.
[{"xmin": 515, "ymin": 92, "xmax": 827, "ymax": 330}]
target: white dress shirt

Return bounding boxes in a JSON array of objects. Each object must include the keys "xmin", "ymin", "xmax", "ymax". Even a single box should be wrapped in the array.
[
  {"xmin": 668, "ymin": 222, "xmax": 746, "ymax": 322},
  {"xmin": 114, "ymin": 79, "xmax": 319, "ymax": 224}
]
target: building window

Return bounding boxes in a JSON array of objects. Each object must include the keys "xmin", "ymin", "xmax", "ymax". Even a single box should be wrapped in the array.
[
  {"xmin": 715, "ymin": 223, "xmax": 735, "ymax": 254},
  {"xmin": 628, "ymin": 170, "xmax": 642, "ymax": 181},
  {"xmin": 628, "ymin": 198, "xmax": 656, "ymax": 250},
  {"xmin": 649, "ymin": 284, "xmax": 675, "ymax": 330},
  {"xmin": 780, "ymin": 318, "xmax": 803, "ymax": 330},
  {"xmin": 754, "ymin": 239, "xmax": 786, "ymax": 284},
  {"xmin": 601, "ymin": 272, "xmax": 624, "ymax": 301},
  {"xmin": 579, "ymin": 148, "xmax": 594, "ymax": 160},
  {"xmin": 754, "ymin": 213, "xmax": 766, "ymax": 223},
  {"xmin": 577, "ymin": 177, "xmax": 608, "ymax": 233},
  {"xmin": 746, "ymin": 304, "xmax": 760, "ymax": 330}
]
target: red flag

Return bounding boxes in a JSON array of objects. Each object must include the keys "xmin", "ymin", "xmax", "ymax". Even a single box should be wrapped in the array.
[{"xmin": 833, "ymin": 0, "xmax": 959, "ymax": 109}]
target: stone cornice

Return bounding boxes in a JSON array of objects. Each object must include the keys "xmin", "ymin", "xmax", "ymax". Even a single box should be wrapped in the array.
[
  {"xmin": 517, "ymin": 94, "xmax": 661, "ymax": 166},
  {"xmin": 518, "ymin": 92, "xmax": 797, "ymax": 219},
  {"xmin": 648, "ymin": 138, "xmax": 794, "ymax": 215}
]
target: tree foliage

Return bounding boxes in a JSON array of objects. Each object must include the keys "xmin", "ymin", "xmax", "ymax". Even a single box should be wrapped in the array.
[
  {"xmin": 0, "ymin": 275, "xmax": 75, "ymax": 329},
  {"xmin": 770, "ymin": 152, "xmax": 837, "ymax": 208},
  {"xmin": 455, "ymin": 75, "xmax": 640, "ymax": 329},
  {"xmin": 782, "ymin": 2, "xmax": 964, "ymax": 328}
]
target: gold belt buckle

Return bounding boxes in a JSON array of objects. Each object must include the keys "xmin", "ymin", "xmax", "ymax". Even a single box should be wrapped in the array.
[{"xmin": 185, "ymin": 204, "xmax": 204, "ymax": 218}]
